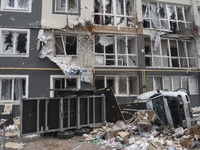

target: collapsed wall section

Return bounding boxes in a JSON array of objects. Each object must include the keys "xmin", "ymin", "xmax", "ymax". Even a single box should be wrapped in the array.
[{"xmin": 37, "ymin": 29, "xmax": 94, "ymax": 83}]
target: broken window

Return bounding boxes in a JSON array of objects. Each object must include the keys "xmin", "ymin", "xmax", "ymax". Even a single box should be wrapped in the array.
[
  {"xmin": 55, "ymin": 0, "xmax": 80, "ymax": 14},
  {"xmin": 94, "ymin": 75, "xmax": 138, "ymax": 96},
  {"xmin": 1, "ymin": 29, "xmax": 29, "ymax": 56},
  {"xmin": 0, "ymin": 77, "xmax": 27, "ymax": 101},
  {"xmin": 55, "ymin": 35, "xmax": 77, "ymax": 56},
  {"xmin": 54, "ymin": 78, "xmax": 78, "ymax": 89},
  {"xmin": 1, "ymin": 0, "xmax": 30, "ymax": 11},
  {"xmin": 94, "ymin": 34, "xmax": 137, "ymax": 66},
  {"xmin": 94, "ymin": 0, "xmax": 135, "ymax": 27},
  {"xmin": 142, "ymin": 2, "xmax": 192, "ymax": 32},
  {"xmin": 146, "ymin": 76, "xmax": 198, "ymax": 94},
  {"xmin": 145, "ymin": 37, "xmax": 196, "ymax": 69}
]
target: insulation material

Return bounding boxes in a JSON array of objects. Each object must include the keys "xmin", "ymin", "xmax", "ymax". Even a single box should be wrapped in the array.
[
  {"xmin": 79, "ymin": 69, "xmax": 93, "ymax": 83},
  {"xmin": 150, "ymin": 32, "xmax": 160, "ymax": 51},
  {"xmin": 37, "ymin": 30, "xmax": 94, "ymax": 83}
]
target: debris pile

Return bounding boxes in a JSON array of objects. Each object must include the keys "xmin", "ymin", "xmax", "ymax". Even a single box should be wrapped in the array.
[{"xmin": 81, "ymin": 110, "xmax": 200, "ymax": 150}]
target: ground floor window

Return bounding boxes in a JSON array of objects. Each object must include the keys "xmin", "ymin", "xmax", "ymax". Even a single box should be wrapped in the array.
[
  {"xmin": 95, "ymin": 75, "xmax": 138, "ymax": 96},
  {"xmin": 50, "ymin": 75, "xmax": 80, "ymax": 97},
  {"xmin": 146, "ymin": 76, "xmax": 198, "ymax": 94},
  {"xmin": 0, "ymin": 75, "xmax": 28, "ymax": 101}
]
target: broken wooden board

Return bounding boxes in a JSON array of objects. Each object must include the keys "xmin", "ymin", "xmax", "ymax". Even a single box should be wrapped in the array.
[{"xmin": 1, "ymin": 142, "xmax": 25, "ymax": 149}]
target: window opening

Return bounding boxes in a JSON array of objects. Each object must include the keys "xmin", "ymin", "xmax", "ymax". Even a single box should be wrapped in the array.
[{"xmin": 55, "ymin": 35, "xmax": 77, "ymax": 56}]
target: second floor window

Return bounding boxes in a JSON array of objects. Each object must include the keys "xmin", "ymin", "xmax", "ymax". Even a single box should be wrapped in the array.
[
  {"xmin": 94, "ymin": 0, "xmax": 135, "ymax": 27},
  {"xmin": 54, "ymin": 0, "xmax": 80, "ymax": 14}
]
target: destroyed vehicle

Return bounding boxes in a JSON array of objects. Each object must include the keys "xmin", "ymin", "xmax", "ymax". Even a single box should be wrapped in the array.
[{"xmin": 137, "ymin": 89, "xmax": 194, "ymax": 128}]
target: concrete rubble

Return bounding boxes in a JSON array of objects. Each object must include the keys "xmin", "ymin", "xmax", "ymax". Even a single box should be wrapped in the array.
[{"xmin": 81, "ymin": 109, "xmax": 200, "ymax": 150}]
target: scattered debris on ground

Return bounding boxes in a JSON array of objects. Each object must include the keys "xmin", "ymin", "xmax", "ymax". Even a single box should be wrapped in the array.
[{"xmin": 1, "ymin": 107, "xmax": 200, "ymax": 149}]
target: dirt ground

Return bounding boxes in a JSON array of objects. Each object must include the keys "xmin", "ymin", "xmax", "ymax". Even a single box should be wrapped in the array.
[{"xmin": 2, "ymin": 134, "xmax": 113, "ymax": 150}]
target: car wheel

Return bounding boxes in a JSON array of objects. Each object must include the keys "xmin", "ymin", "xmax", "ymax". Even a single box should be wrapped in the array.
[{"xmin": 57, "ymin": 130, "xmax": 75, "ymax": 139}]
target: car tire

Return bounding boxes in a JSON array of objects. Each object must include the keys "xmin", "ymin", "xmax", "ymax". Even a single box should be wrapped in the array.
[
  {"xmin": 57, "ymin": 130, "xmax": 75, "ymax": 139},
  {"xmin": 74, "ymin": 128, "xmax": 91, "ymax": 136}
]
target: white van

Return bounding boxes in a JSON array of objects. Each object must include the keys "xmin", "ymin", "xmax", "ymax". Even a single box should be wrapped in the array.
[{"xmin": 137, "ymin": 89, "xmax": 194, "ymax": 128}]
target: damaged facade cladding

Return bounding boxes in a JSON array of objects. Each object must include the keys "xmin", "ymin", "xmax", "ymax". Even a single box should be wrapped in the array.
[
  {"xmin": 37, "ymin": 29, "xmax": 94, "ymax": 84},
  {"xmin": 0, "ymin": 0, "xmax": 200, "ymax": 116}
]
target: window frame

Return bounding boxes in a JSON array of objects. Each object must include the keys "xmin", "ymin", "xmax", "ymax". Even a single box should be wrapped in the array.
[
  {"xmin": 0, "ymin": 75, "xmax": 29, "ymax": 103},
  {"xmin": 0, "ymin": 0, "xmax": 32, "ymax": 13},
  {"xmin": 146, "ymin": 76, "xmax": 198, "ymax": 95},
  {"xmin": 144, "ymin": 37, "xmax": 197, "ymax": 69},
  {"xmin": 94, "ymin": 0, "xmax": 135, "ymax": 27},
  {"xmin": 54, "ymin": 34, "xmax": 78, "ymax": 56},
  {"xmin": 94, "ymin": 34, "xmax": 138, "ymax": 67},
  {"xmin": 50, "ymin": 75, "xmax": 81, "ymax": 97},
  {"xmin": 53, "ymin": 0, "xmax": 81, "ymax": 15},
  {"xmin": 94, "ymin": 75, "xmax": 139, "ymax": 96},
  {"xmin": 142, "ymin": 1, "xmax": 192, "ymax": 32},
  {"xmin": 0, "ymin": 28, "xmax": 30, "ymax": 57}
]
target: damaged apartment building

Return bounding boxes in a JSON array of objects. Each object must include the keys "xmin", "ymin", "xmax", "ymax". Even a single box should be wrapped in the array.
[{"xmin": 0, "ymin": 0, "xmax": 200, "ymax": 116}]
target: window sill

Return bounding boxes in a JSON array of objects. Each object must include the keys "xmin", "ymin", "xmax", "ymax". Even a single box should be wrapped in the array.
[
  {"xmin": 0, "ymin": 54, "xmax": 29, "ymax": 57},
  {"xmin": 0, "ymin": 100, "xmax": 20, "ymax": 105},
  {"xmin": 1, "ymin": 9, "xmax": 31, "ymax": 13}
]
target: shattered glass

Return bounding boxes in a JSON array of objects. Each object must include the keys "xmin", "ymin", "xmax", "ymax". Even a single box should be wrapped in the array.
[
  {"xmin": 3, "ymin": 32, "xmax": 13, "ymax": 54},
  {"xmin": 168, "ymin": 5, "xmax": 176, "ymax": 20},
  {"xmin": 116, "ymin": 0, "xmax": 124, "ymax": 15},
  {"xmin": 159, "ymin": 4, "xmax": 167, "ymax": 19},
  {"xmin": 94, "ymin": 0, "xmax": 103, "ymax": 13},
  {"xmin": 176, "ymin": 6, "xmax": 184, "ymax": 21},
  {"xmin": 68, "ymin": 0, "xmax": 78, "ymax": 13},
  {"xmin": 17, "ymin": 33, "xmax": 27, "ymax": 54},
  {"xmin": 126, "ymin": 0, "xmax": 134, "ymax": 16},
  {"xmin": 142, "ymin": 2, "xmax": 149, "ymax": 18}
]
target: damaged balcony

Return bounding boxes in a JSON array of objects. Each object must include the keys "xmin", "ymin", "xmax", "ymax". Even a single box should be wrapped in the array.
[
  {"xmin": 142, "ymin": 1, "xmax": 192, "ymax": 34},
  {"xmin": 93, "ymin": 0, "xmax": 142, "ymax": 34}
]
